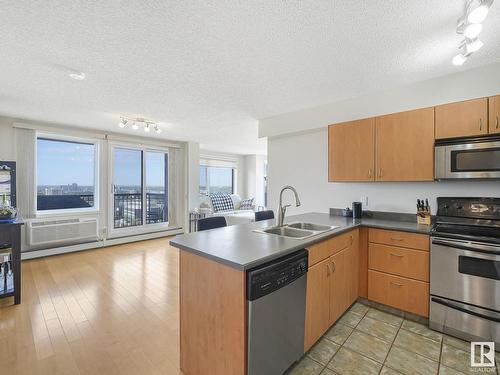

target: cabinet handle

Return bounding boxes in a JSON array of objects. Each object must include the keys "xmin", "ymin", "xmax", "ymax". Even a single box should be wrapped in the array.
[
  {"xmin": 390, "ymin": 282, "xmax": 404, "ymax": 287},
  {"xmin": 479, "ymin": 118, "xmax": 483, "ymax": 131},
  {"xmin": 326, "ymin": 263, "xmax": 331, "ymax": 276},
  {"xmin": 378, "ymin": 168, "xmax": 382, "ymax": 178},
  {"xmin": 350, "ymin": 235, "xmax": 353, "ymax": 245},
  {"xmin": 331, "ymin": 261, "xmax": 336, "ymax": 273},
  {"xmin": 368, "ymin": 169, "xmax": 372, "ymax": 178},
  {"xmin": 390, "ymin": 253, "xmax": 404, "ymax": 258},
  {"xmin": 390, "ymin": 237, "xmax": 404, "ymax": 241},
  {"xmin": 496, "ymin": 116, "xmax": 499, "ymax": 129}
]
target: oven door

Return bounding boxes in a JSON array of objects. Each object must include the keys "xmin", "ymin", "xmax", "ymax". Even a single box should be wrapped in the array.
[
  {"xmin": 430, "ymin": 237, "xmax": 500, "ymax": 311},
  {"xmin": 435, "ymin": 139, "xmax": 500, "ymax": 179}
]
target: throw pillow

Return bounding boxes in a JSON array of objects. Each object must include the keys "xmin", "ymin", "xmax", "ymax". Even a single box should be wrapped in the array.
[
  {"xmin": 240, "ymin": 197, "xmax": 255, "ymax": 210},
  {"xmin": 210, "ymin": 194, "xmax": 234, "ymax": 213}
]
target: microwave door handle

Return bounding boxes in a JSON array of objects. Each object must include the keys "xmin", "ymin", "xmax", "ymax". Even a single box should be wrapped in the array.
[
  {"xmin": 431, "ymin": 297, "xmax": 500, "ymax": 323},
  {"xmin": 432, "ymin": 239, "xmax": 500, "ymax": 256}
]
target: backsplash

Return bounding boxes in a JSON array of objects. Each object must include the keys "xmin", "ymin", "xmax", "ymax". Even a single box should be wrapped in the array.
[{"xmin": 268, "ymin": 128, "xmax": 500, "ymax": 215}]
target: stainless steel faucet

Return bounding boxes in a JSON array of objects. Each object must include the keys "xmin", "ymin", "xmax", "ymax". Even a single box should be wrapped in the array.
[{"xmin": 277, "ymin": 185, "xmax": 301, "ymax": 227}]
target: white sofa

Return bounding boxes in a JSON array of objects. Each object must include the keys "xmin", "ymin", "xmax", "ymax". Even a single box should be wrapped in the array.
[{"xmin": 200, "ymin": 194, "xmax": 256, "ymax": 226}]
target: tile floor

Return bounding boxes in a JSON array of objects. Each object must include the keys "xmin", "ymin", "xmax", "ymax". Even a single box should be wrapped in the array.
[{"xmin": 288, "ymin": 302, "xmax": 500, "ymax": 375}]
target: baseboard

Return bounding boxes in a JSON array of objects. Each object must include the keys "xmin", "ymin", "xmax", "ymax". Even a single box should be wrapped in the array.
[
  {"xmin": 357, "ymin": 297, "xmax": 429, "ymax": 325},
  {"xmin": 21, "ymin": 228, "xmax": 184, "ymax": 260}
]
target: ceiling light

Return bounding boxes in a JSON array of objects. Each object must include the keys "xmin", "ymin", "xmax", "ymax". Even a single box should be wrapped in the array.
[
  {"xmin": 452, "ymin": 54, "xmax": 467, "ymax": 66},
  {"xmin": 465, "ymin": 38, "xmax": 484, "ymax": 53},
  {"xmin": 467, "ymin": 0, "xmax": 494, "ymax": 23},
  {"xmin": 464, "ymin": 22, "xmax": 483, "ymax": 38},
  {"xmin": 68, "ymin": 71, "xmax": 86, "ymax": 80},
  {"xmin": 118, "ymin": 116, "xmax": 162, "ymax": 135}
]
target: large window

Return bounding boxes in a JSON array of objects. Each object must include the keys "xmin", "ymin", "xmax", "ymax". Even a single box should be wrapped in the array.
[
  {"xmin": 112, "ymin": 146, "xmax": 168, "ymax": 230},
  {"xmin": 36, "ymin": 137, "xmax": 97, "ymax": 212},
  {"xmin": 199, "ymin": 166, "xmax": 235, "ymax": 195}
]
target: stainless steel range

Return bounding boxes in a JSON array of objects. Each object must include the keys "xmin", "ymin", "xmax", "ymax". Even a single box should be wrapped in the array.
[{"xmin": 430, "ymin": 197, "xmax": 500, "ymax": 346}]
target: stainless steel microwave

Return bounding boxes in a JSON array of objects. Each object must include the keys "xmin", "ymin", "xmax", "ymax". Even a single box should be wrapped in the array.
[{"xmin": 435, "ymin": 136, "xmax": 500, "ymax": 179}]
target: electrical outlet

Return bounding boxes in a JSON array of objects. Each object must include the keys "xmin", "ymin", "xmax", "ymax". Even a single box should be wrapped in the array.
[{"xmin": 361, "ymin": 196, "xmax": 368, "ymax": 208}]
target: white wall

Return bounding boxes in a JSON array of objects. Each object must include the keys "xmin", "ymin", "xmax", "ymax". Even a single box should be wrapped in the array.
[
  {"xmin": 245, "ymin": 154, "xmax": 267, "ymax": 208},
  {"xmin": 268, "ymin": 128, "xmax": 500, "ymax": 215},
  {"xmin": 259, "ymin": 62, "xmax": 500, "ymax": 138}
]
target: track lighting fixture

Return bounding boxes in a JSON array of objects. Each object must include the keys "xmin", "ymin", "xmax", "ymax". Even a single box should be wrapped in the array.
[
  {"xmin": 117, "ymin": 116, "xmax": 162, "ymax": 135},
  {"xmin": 118, "ymin": 118, "xmax": 127, "ymax": 128},
  {"xmin": 452, "ymin": 54, "xmax": 467, "ymax": 66},
  {"xmin": 453, "ymin": 0, "xmax": 494, "ymax": 65},
  {"xmin": 467, "ymin": 0, "xmax": 494, "ymax": 23}
]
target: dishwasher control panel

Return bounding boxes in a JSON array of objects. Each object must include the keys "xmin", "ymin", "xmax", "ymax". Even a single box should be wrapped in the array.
[{"xmin": 247, "ymin": 249, "xmax": 308, "ymax": 301}]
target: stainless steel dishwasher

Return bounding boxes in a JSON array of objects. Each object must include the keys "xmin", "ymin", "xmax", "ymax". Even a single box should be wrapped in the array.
[{"xmin": 247, "ymin": 249, "xmax": 308, "ymax": 375}]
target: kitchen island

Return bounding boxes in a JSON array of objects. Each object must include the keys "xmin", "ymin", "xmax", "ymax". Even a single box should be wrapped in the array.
[{"xmin": 170, "ymin": 212, "xmax": 431, "ymax": 375}]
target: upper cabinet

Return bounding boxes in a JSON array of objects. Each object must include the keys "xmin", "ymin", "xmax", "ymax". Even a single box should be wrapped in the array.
[
  {"xmin": 375, "ymin": 108, "xmax": 434, "ymax": 181},
  {"xmin": 489, "ymin": 95, "xmax": 500, "ymax": 135},
  {"xmin": 328, "ymin": 119, "xmax": 375, "ymax": 182},
  {"xmin": 327, "ymin": 94, "xmax": 500, "ymax": 182},
  {"xmin": 435, "ymin": 98, "xmax": 488, "ymax": 139}
]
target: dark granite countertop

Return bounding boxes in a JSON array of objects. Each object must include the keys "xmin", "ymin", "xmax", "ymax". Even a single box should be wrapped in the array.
[{"xmin": 170, "ymin": 212, "xmax": 432, "ymax": 271}]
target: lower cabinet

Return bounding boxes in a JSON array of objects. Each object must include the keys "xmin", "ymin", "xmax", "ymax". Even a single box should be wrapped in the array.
[
  {"xmin": 304, "ymin": 229, "xmax": 359, "ymax": 351},
  {"xmin": 304, "ymin": 228, "xmax": 429, "ymax": 352},
  {"xmin": 367, "ymin": 228, "xmax": 430, "ymax": 317},
  {"xmin": 304, "ymin": 258, "xmax": 332, "ymax": 351},
  {"xmin": 368, "ymin": 270, "xmax": 429, "ymax": 317}
]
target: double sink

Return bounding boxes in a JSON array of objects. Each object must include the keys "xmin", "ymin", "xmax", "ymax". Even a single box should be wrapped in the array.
[{"xmin": 254, "ymin": 222, "xmax": 339, "ymax": 240}]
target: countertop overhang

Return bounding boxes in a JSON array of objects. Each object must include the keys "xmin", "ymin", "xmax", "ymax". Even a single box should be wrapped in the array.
[{"xmin": 170, "ymin": 212, "xmax": 431, "ymax": 271}]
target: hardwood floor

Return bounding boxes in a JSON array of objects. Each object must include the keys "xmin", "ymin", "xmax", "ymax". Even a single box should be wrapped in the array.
[{"xmin": 0, "ymin": 238, "xmax": 183, "ymax": 375}]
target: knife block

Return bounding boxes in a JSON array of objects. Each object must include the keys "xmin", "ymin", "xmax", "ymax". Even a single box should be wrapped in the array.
[{"xmin": 417, "ymin": 208, "xmax": 431, "ymax": 225}]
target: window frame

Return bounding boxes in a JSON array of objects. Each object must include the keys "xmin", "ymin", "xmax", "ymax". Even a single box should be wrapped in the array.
[
  {"xmin": 35, "ymin": 133, "xmax": 100, "ymax": 216},
  {"xmin": 107, "ymin": 141, "xmax": 170, "ymax": 239},
  {"xmin": 199, "ymin": 165, "xmax": 236, "ymax": 196}
]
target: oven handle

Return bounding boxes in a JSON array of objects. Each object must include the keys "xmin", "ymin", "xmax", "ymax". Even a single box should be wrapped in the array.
[
  {"xmin": 432, "ymin": 240, "xmax": 500, "ymax": 256},
  {"xmin": 431, "ymin": 297, "xmax": 500, "ymax": 323}
]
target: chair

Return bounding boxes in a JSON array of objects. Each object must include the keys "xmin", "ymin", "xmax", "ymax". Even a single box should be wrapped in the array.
[
  {"xmin": 198, "ymin": 216, "xmax": 227, "ymax": 232},
  {"xmin": 255, "ymin": 210, "xmax": 274, "ymax": 222}
]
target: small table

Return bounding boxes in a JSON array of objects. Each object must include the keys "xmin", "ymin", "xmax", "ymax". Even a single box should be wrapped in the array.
[{"xmin": 0, "ymin": 217, "xmax": 23, "ymax": 305}]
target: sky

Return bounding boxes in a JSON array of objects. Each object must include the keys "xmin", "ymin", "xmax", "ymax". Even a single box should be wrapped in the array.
[
  {"xmin": 37, "ymin": 138, "xmax": 95, "ymax": 186},
  {"xmin": 37, "ymin": 139, "xmax": 167, "ymax": 187},
  {"xmin": 199, "ymin": 166, "xmax": 233, "ymax": 188}
]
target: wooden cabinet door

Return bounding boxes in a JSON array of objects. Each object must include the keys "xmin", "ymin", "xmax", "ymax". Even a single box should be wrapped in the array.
[
  {"xmin": 489, "ymin": 95, "xmax": 500, "ymax": 135},
  {"xmin": 375, "ymin": 108, "xmax": 435, "ymax": 181},
  {"xmin": 329, "ymin": 249, "xmax": 347, "ymax": 324},
  {"xmin": 346, "ymin": 231, "xmax": 359, "ymax": 305},
  {"xmin": 435, "ymin": 98, "xmax": 488, "ymax": 139},
  {"xmin": 328, "ymin": 118, "xmax": 375, "ymax": 182},
  {"xmin": 304, "ymin": 259, "xmax": 331, "ymax": 351}
]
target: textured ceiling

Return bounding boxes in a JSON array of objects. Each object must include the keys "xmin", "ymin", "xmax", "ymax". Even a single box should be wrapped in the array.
[{"xmin": 1, "ymin": 1, "xmax": 500, "ymax": 154}]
